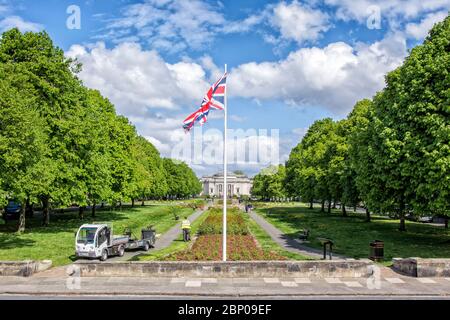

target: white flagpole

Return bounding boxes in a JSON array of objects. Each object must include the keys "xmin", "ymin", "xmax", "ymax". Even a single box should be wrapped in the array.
[{"xmin": 222, "ymin": 64, "xmax": 228, "ymax": 262}]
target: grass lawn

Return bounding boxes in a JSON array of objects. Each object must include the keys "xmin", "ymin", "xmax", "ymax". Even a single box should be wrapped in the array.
[
  {"xmin": 255, "ymin": 203, "xmax": 450, "ymax": 265},
  {"xmin": 0, "ymin": 205, "xmax": 192, "ymax": 266},
  {"xmin": 244, "ymin": 214, "xmax": 310, "ymax": 260}
]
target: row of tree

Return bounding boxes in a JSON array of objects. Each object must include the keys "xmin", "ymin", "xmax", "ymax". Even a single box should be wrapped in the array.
[
  {"xmin": 253, "ymin": 15, "xmax": 449, "ymax": 231},
  {"xmin": 0, "ymin": 29, "xmax": 201, "ymax": 231}
]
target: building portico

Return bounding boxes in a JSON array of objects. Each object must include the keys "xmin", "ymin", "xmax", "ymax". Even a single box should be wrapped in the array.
[{"xmin": 200, "ymin": 173, "xmax": 253, "ymax": 198}]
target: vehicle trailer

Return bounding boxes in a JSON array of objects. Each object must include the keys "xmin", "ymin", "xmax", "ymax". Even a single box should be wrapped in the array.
[{"xmin": 75, "ymin": 224, "xmax": 155, "ymax": 261}]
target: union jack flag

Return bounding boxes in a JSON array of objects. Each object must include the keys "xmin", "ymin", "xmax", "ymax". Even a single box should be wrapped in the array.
[{"xmin": 183, "ymin": 73, "xmax": 227, "ymax": 132}]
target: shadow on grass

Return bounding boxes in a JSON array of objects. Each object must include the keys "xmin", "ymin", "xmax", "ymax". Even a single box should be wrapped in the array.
[
  {"xmin": 0, "ymin": 234, "xmax": 36, "ymax": 250},
  {"xmin": 0, "ymin": 210, "xmax": 130, "ymax": 236}
]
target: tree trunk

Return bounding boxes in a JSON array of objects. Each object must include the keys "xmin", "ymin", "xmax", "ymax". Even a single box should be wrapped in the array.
[
  {"xmin": 366, "ymin": 208, "xmax": 371, "ymax": 222},
  {"xmin": 141, "ymin": 199, "xmax": 145, "ymax": 206},
  {"xmin": 92, "ymin": 202, "xmax": 96, "ymax": 218},
  {"xmin": 342, "ymin": 203, "xmax": 347, "ymax": 217},
  {"xmin": 321, "ymin": 200, "xmax": 325, "ymax": 212},
  {"xmin": 445, "ymin": 218, "xmax": 448, "ymax": 229},
  {"xmin": 332, "ymin": 200, "xmax": 337, "ymax": 209},
  {"xmin": 309, "ymin": 200, "xmax": 313, "ymax": 209},
  {"xmin": 79, "ymin": 206, "xmax": 85, "ymax": 220},
  {"xmin": 17, "ymin": 201, "xmax": 26, "ymax": 233},
  {"xmin": 327, "ymin": 199, "xmax": 332, "ymax": 213},
  {"xmin": 119, "ymin": 201, "xmax": 122, "ymax": 211},
  {"xmin": 399, "ymin": 199, "xmax": 406, "ymax": 232},
  {"xmin": 25, "ymin": 197, "xmax": 33, "ymax": 218},
  {"xmin": 131, "ymin": 199, "xmax": 135, "ymax": 207},
  {"xmin": 42, "ymin": 197, "xmax": 50, "ymax": 226},
  {"xmin": 354, "ymin": 205, "xmax": 357, "ymax": 212}
]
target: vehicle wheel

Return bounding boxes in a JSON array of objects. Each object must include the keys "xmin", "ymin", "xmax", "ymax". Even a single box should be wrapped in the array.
[
  {"xmin": 143, "ymin": 241, "xmax": 150, "ymax": 252},
  {"xmin": 118, "ymin": 245, "xmax": 125, "ymax": 257},
  {"xmin": 100, "ymin": 250, "xmax": 108, "ymax": 261}
]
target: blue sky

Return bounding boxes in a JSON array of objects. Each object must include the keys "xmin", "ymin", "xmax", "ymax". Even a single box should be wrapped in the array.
[{"xmin": 1, "ymin": 0, "xmax": 449, "ymax": 176}]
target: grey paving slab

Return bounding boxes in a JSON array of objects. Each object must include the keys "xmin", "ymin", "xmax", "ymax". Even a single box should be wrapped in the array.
[{"xmin": 1, "ymin": 275, "xmax": 450, "ymax": 297}]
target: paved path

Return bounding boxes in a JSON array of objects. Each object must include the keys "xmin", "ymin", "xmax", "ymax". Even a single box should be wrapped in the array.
[
  {"xmin": 247, "ymin": 209, "xmax": 345, "ymax": 260},
  {"xmin": 1, "ymin": 273, "xmax": 450, "ymax": 298},
  {"xmin": 108, "ymin": 208, "xmax": 206, "ymax": 262}
]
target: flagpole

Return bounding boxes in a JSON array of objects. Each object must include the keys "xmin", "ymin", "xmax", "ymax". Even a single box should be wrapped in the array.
[{"xmin": 222, "ymin": 64, "xmax": 228, "ymax": 262}]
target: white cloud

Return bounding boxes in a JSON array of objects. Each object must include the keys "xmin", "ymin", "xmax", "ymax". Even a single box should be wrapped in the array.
[
  {"xmin": 66, "ymin": 42, "xmax": 209, "ymax": 116},
  {"xmin": 66, "ymin": 32, "xmax": 408, "ymax": 170},
  {"xmin": 269, "ymin": 1, "xmax": 330, "ymax": 44},
  {"xmin": 0, "ymin": 15, "xmax": 42, "ymax": 33},
  {"xmin": 405, "ymin": 11, "xmax": 448, "ymax": 39},
  {"xmin": 105, "ymin": 0, "xmax": 227, "ymax": 52},
  {"xmin": 100, "ymin": 0, "xmax": 331, "ymax": 52},
  {"xmin": 325, "ymin": 0, "xmax": 450, "ymax": 25},
  {"xmin": 230, "ymin": 33, "xmax": 407, "ymax": 115}
]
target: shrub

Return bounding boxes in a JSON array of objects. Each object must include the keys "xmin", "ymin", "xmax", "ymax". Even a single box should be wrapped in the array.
[{"xmin": 198, "ymin": 208, "xmax": 248, "ymax": 235}]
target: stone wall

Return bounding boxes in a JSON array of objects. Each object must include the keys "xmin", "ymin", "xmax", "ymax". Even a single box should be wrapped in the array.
[
  {"xmin": 393, "ymin": 258, "xmax": 450, "ymax": 277},
  {"xmin": 0, "ymin": 260, "xmax": 52, "ymax": 277},
  {"xmin": 73, "ymin": 260, "xmax": 374, "ymax": 278}
]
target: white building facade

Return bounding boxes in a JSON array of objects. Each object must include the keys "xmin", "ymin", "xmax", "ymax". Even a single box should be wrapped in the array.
[{"xmin": 201, "ymin": 173, "xmax": 253, "ymax": 197}]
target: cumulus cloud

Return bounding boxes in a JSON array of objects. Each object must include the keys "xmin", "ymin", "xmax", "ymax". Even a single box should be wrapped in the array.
[
  {"xmin": 0, "ymin": 15, "xmax": 42, "ymax": 33},
  {"xmin": 269, "ymin": 1, "xmax": 331, "ymax": 44},
  {"xmin": 66, "ymin": 42, "xmax": 209, "ymax": 116},
  {"xmin": 325, "ymin": 0, "xmax": 450, "ymax": 26},
  {"xmin": 230, "ymin": 33, "xmax": 407, "ymax": 114},
  {"xmin": 405, "ymin": 11, "xmax": 448, "ymax": 39},
  {"xmin": 66, "ymin": 32, "xmax": 408, "ymax": 168}
]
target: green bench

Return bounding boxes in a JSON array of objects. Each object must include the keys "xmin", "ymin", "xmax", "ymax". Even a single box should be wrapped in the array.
[{"xmin": 298, "ymin": 229, "xmax": 310, "ymax": 241}]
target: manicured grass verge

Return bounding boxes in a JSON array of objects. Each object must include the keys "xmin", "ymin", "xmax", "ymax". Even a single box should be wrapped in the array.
[
  {"xmin": 255, "ymin": 203, "xmax": 450, "ymax": 264},
  {"xmin": 0, "ymin": 205, "xmax": 192, "ymax": 266},
  {"xmin": 245, "ymin": 215, "xmax": 311, "ymax": 260}
]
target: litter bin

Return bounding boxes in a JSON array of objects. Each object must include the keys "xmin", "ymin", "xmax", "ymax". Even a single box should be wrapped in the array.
[{"xmin": 369, "ymin": 240, "xmax": 384, "ymax": 262}]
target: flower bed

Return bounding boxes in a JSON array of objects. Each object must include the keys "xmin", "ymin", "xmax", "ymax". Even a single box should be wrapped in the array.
[
  {"xmin": 198, "ymin": 207, "xmax": 248, "ymax": 235},
  {"xmin": 167, "ymin": 235, "xmax": 285, "ymax": 261},
  {"xmin": 165, "ymin": 207, "xmax": 285, "ymax": 261}
]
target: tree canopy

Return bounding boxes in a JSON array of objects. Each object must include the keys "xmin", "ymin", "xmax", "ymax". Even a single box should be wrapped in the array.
[
  {"xmin": 277, "ymin": 15, "xmax": 450, "ymax": 230},
  {"xmin": 0, "ymin": 29, "xmax": 201, "ymax": 231}
]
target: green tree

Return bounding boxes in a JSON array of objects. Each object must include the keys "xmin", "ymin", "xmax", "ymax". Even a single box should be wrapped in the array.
[
  {"xmin": 0, "ymin": 29, "xmax": 89, "ymax": 225},
  {"xmin": 251, "ymin": 165, "xmax": 286, "ymax": 201},
  {"xmin": 0, "ymin": 64, "xmax": 48, "ymax": 232},
  {"xmin": 130, "ymin": 136, "xmax": 168, "ymax": 206},
  {"xmin": 286, "ymin": 119, "xmax": 339, "ymax": 211},
  {"xmin": 348, "ymin": 99, "xmax": 375, "ymax": 221},
  {"xmin": 163, "ymin": 159, "xmax": 201, "ymax": 198}
]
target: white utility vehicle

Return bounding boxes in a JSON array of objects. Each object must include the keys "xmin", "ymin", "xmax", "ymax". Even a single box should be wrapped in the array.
[{"xmin": 75, "ymin": 223, "xmax": 156, "ymax": 261}]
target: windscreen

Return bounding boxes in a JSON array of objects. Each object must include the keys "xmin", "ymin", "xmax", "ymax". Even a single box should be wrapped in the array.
[{"xmin": 77, "ymin": 227, "xmax": 97, "ymax": 244}]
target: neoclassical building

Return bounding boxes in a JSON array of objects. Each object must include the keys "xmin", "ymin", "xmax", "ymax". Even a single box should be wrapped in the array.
[{"xmin": 200, "ymin": 172, "xmax": 253, "ymax": 197}]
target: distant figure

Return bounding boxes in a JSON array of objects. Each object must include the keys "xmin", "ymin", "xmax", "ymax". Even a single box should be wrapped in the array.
[
  {"xmin": 181, "ymin": 217, "xmax": 191, "ymax": 242},
  {"xmin": 245, "ymin": 204, "xmax": 249, "ymax": 213}
]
